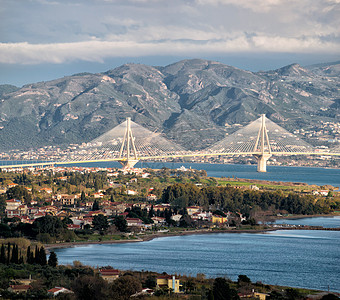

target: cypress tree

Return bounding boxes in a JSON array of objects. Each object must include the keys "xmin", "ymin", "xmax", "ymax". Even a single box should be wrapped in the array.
[
  {"xmin": 0, "ymin": 244, "xmax": 5, "ymax": 264},
  {"xmin": 92, "ymin": 199, "xmax": 99, "ymax": 211},
  {"xmin": 18, "ymin": 255, "xmax": 24, "ymax": 264},
  {"xmin": 34, "ymin": 245, "xmax": 39, "ymax": 264},
  {"xmin": 27, "ymin": 247, "xmax": 34, "ymax": 264},
  {"xmin": 11, "ymin": 244, "xmax": 19, "ymax": 264},
  {"xmin": 26, "ymin": 246, "xmax": 31, "ymax": 264},
  {"xmin": 38, "ymin": 247, "xmax": 47, "ymax": 265},
  {"xmin": 48, "ymin": 251, "xmax": 58, "ymax": 267},
  {"xmin": 81, "ymin": 191, "xmax": 86, "ymax": 201},
  {"xmin": 7, "ymin": 242, "xmax": 11, "ymax": 265}
]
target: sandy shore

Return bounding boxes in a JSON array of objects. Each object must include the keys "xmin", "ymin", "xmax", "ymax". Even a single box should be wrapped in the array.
[{"xmin": 44, "ymin": 223, "xmax": 340, "ymax": 250}]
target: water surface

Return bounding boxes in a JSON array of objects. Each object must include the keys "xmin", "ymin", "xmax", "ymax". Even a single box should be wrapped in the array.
[
  {"xmin": 272, "ymin": 216, "xmax": 340, "ymax": 228},
  {"xmin": 66, "ymin": 161, "xmax": 340, "ymax": 187},
  {"xmin": 54, "ymin": 229, "xmax": 340, "ymax": 292}
]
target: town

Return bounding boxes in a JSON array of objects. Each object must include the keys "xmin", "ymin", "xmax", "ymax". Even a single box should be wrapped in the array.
[{"xmin": 0, "ymin": 165, "xmax": 339, "ymax": 299}]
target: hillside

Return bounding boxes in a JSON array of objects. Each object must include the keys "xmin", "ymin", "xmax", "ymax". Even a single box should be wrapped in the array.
[{"xmin": 0, "ymin": 59, "xmax": 339, "ymax": 150}]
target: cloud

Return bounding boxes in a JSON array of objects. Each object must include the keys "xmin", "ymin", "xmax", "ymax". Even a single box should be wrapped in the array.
[
  {"xmin": 1, "ymin": 0, "xmax": 339, "ymax": 65},
  {"xmin": 0, "ymin": 33, "xmax": 338, "ymax": 65}
]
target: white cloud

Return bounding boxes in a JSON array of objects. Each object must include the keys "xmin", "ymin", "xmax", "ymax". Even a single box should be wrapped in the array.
[
  {"xmin": 0, "ymin": 32, "xmax": 338, "ymax": 65},
  {"xmin": 195, "ymin": 0, "xmax": 296, "ymax": 12},
  {"xmin": 1, "ymin": 0, "xmax": 339, "ymax": 65}
]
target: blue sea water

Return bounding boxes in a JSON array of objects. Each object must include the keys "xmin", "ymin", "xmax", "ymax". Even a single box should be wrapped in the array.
[
  {"xmin": 1, "ymin": 160, "xmax": 339, "ymax": 187},
  {"xmin": 272, "ymin": 216, "xmax": 340, "ymax": 228},
  {"xmin": 65, "ymin": 162, "xmax": 340, "ymax": 188},
  {"xmin": 53, "ymin": 227, "xmax": 340, "ymax": 292}
]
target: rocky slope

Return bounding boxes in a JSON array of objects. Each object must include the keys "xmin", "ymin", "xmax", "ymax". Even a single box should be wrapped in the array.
[{"xmin": 0, "ymin": 59, "xmax": 339, "ymax": 150}]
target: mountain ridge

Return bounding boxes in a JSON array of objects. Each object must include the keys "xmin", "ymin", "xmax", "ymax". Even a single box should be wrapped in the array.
[{"xmin": 0, "ymin": 59, "xmax": 339, "ymax": 151}]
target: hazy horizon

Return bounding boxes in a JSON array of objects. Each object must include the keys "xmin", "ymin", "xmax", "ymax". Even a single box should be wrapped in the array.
[{"xmin": 1, "ymin": 0, "xmax": 339, "ymax": 87}]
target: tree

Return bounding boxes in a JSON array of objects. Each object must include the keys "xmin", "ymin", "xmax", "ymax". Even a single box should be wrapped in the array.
[
  {"xmin": 114, "ymin": 215, "xmax": 128, "ymax": 232},
  {"xmin": 0, "ymin": 197, "xmax": 6, "ymax": 217},
  {"xmin": 213, "ymin": 278, "xmax": 239, "ymax": 300},
  {"xmin": 285, "ymin": 288, "xmax": 301, "ymax": 300},
  {"xmin": 92, "ymin": 199, "xmax": 100, "ymax": 211},
  {"xmin": 145, "ymin": 275, "xmax": 157, "ymax": 288},
  {"xmin": 238, "ymin": 275, "xmax": 251, "ymax": 284},
  {"xmin": 48, "ymin": 251, "xmax": 58, "ymax": 267},
  {"xmin": 321, "ymin": 294, "xmax": 340, "ymax": 300},
  {"xmin": 213, "ymin": 278, "xmax": 230, "ymax": 300},
  {"xmin": 26, "ymin": 246, "xmax": 34, "ymax": 264},
  {"xmin": 108, "ymin": 275, "xmax": 142, "ymax": 300},
  {"xmin": 0, "ymin": 244, "xmax": 6, "ymax": 264},
  {"xmin": 81, "ymin": 191, "xmax": 86, "ymax": 201},
  {"xmin": 32, "ymin": 215, "xmax": 66, "ymax": 238},
  {"xmin": 92, "ymin": 214, "xmax": 109, "ymax": 232},
  {"xmin": 179, "ymin": 214, "xmax": 194, "ymax": 228},
  {"xmin": 7, "ymin": 242, "xmax": 11, "ymax": 264},
  {"xmin": 0, "ymin": 223, "xmax": 11, "ymax": 238},
  {"xmin": 35, "ymin": 246, "xmax": 47, "ymax": 265},
  {"xmin": 10, "ymin": 244, "xmax": 19, "ymax": 264},
  {"xmin": 72, "ymin": 275, "xmax": 108, "ymax": 300},
  {"xmin": 148, "ymin": 205, "xmax": 154, "ymax": 218},
  {"xmin": 6, "ymin": 185, "xmax": 32, "ymax": 205}
]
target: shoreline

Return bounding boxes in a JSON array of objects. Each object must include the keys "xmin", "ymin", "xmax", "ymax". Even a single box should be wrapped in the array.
[
  {"xmin": 45, "ymin": 222, "xmax": 340, "ymax": 251},
  {"xmin": 44, "ymin": 227, "xmax": 277, "ymax": 250}
]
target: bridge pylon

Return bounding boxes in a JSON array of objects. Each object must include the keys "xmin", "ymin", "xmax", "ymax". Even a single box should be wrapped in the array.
[
  {"xmin": 253, "ymin": 114, "xmax": 272, "ymax": 172},
  {"xmin": 118, "ymin": 117, "xmax": 139, "ymax": 169}
]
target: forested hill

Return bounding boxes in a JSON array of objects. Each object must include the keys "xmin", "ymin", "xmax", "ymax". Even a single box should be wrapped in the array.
[{"xmin": 0, "ymin": 59, "xmax": 339, "ymax": 150}]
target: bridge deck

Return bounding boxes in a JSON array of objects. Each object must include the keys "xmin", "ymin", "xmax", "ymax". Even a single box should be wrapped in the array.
[{"xmin": 1, "ymin": 151, "xmax": 339, "ymax": 169}]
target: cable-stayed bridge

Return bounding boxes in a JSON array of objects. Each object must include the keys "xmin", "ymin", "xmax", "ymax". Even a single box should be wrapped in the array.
[{"xmin": 1, "ymin": 115, "xmax": 339, "ymax": 172}]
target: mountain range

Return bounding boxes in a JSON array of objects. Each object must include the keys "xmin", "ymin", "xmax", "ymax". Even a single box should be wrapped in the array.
[{"xmin": 0, "ymin": 59, "xmax": 339, "ymax": 151}]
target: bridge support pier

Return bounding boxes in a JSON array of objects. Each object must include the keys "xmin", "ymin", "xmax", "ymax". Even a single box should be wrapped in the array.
[
  {"xmin": 118, "ymin": 159, "xmax": 139, "ymax": 169},
  {"xmin": 253, "ymin": 154, "xmax": 272, "ymax": 172}
]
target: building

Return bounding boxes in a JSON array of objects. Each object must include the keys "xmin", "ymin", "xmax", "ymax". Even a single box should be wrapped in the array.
[
  {"xmin": 60, "ymin": 195, "xmax": 76, "ymax": 206},
  {"xmin": 99, "ymin": 268, "xmax": 120, "ymax": 282},
  {"xmin": 151, "ymin": 216, "xmax": 166, "ymax": 225},
  {"xmin": 6, "ymin": 199, "xmax": 22, "ymax": 211},
  {"xmin": 126, "ymin": 218, "xmax": 144, "ymax": 229},
  {"xmin": 93, "ymin": 192, "xmax": 104, "ymax": 198},
  {"xmin": 156, "ymin": 275, "xmax": 181, "ymax": 293},
  {"xmin": 212, "ymin": 214, "xmax": 228, "ymax": 224},
  {"xmin": 187, "ymin": 206, "xmax": 202, "ymax": 216},
  {"xmin": 170, "ymin": 214, "xmax": 182, "ymax": 222},
  {"xmin": 254, "ymin": 292, "xmax": 269, "ymax": 300},
  {"xmin": 48, "ymin": 287, "xmax": 73, "ymax": 297},
  {"xmin": 8, "ymin": 285, "xmax": 32, "ymax": 294},
  {"xmin": 126, "ymin": 190, "xmax": 138, "ymax": 195},
  {"xmin": 147, "ymin": 194, "xmax": 157, "ymax": 201},
  {"xmin": 40, "ymin": 187, "xmax": 53, "ymax": 194},
  {"xmin": 191, "ymin": 211, "xmax": 212, "ymax": 221}
]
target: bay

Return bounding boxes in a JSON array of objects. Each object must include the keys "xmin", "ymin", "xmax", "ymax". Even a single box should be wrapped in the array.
[{"xmin": 53, "ymin": 228, "xmax": 340, "ymax": 292}]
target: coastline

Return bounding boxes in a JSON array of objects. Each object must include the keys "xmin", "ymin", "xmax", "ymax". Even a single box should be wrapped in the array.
[
  {"xmin": 44, "ymin": 227, "xmax": 276, "ymax": 250},
  {"xmin": 44, "ymin": 222, "xmax": 340, "ymax": 251}
]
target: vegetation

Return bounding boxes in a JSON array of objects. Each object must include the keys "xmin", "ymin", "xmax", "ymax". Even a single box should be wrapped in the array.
[
  {"xmin": 0, "ymin": 247, "xmax": 332, "ymax": 300},
  {"xmin": 0, "ymin": 167, "xmax": 339, "ymax": 298},
  {"xmin": 162, "ymin": 183, "xmax": 333, "ymax": 216}
]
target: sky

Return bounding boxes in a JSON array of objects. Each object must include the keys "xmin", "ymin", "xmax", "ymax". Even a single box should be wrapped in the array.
[{"xmin": 1, "ymin": 0, "xmax": 339, "ymax": 87}]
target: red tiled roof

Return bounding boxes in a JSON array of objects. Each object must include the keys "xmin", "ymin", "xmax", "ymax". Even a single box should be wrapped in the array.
[
  {"xmin": 157, "ymin": 275, "xmax": 172, "ymax": 279},
  {"xmin": 10, "ymin": 285, "xmax": 32, "ymax": 290},
  {"xmin": 48, "ymin": 288, "xmax": 62, "ymax": 293},
  {"xmin": 99, "ymin": 269, "xmax": 119, "ymax": 275}
]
